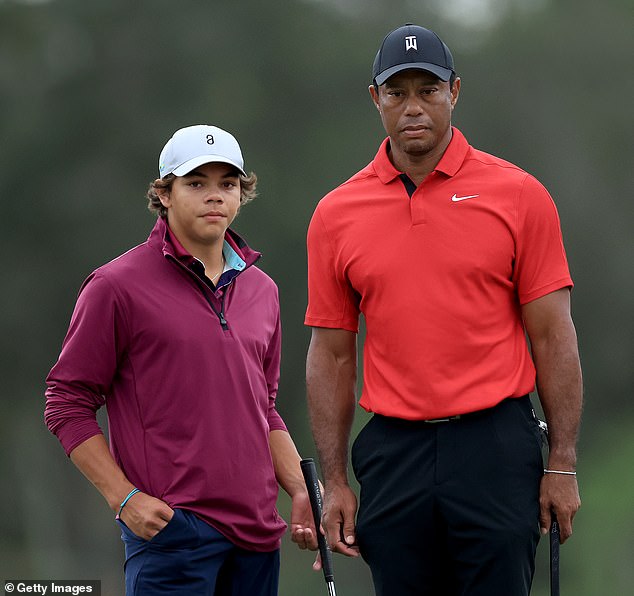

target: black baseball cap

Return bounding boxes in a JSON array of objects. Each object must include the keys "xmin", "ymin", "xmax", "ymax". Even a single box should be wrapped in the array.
[{"xmin": 372, "ymin": 24, "xmax": 454, "ymax": 85}]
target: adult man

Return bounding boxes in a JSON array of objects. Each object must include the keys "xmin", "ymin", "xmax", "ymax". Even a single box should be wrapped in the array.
[
  {"xmin": 45, "ymin": 124, "xmax": 317, "ymax": 595},
  {"xmin": 305, "ymin": 24, "xmax": 582, "ymax": 595}
]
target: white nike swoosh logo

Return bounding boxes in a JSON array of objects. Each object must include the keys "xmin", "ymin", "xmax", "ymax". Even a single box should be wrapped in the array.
[{"xmin": 451, "ymin": 194, "xmax": 479, "ymax": 202}]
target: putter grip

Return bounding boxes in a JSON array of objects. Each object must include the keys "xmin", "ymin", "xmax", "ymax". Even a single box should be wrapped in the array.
[
  {"xmin": 550, "ymin": 517, "xmax": 560, "ymax": 596},
  {"xmin": 300, "ymin": 458, "xmax": 335, "ymax": 582}
]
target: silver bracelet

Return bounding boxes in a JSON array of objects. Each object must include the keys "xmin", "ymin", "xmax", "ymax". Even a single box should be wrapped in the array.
[{"xmin": 544, "ymin": 469, "xmax": 577, "ymax": 476}]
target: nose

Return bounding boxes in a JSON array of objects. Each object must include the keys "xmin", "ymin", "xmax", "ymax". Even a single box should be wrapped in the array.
[
  {"xmin": 204, "ymin": 190, "xmax": 224, "ymax": 203},
  {"xmin": 404, "ymin": 92, "xmax": 425, "ymax": 116}
]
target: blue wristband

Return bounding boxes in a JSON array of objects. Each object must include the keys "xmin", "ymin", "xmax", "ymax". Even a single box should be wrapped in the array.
[{"xmin": 116, "ymin": 488, "xmax": 140, "ymax": 519}]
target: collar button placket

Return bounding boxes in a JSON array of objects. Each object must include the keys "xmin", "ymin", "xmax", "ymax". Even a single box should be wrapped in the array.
[{"xmin": 411, "ymin": 186, "xmax": 427, "ymax": 226}]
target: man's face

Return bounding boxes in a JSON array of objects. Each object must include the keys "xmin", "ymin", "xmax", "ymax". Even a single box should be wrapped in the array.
[
  {"xmin": 159, "ymin": 162, "xmax": 241, "ymax": 252},
  {"xmin": 369, "ymin": 69, "xmax": 460, "ymax": 160}
]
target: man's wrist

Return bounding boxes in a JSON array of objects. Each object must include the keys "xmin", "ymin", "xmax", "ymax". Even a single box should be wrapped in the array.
[
  {"xmin": 324, "ymin": 475, "xmax": 351, "ymax": 489},
  {"xmin": 284, "ymin": 477, "xmax": 310, "ymax": 498},
  {"xmin": 546, "ymin": 447, "xmax": 577, "ymax": 470},
  {"xmin": 105, "ymin": 483, "xmax": 138, "ymax": 512}
]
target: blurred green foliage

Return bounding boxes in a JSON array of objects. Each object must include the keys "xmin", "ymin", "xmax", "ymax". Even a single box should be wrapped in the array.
[{"xmin": 1, "ymin": 0, "xmax": 632, "ymax": 594}]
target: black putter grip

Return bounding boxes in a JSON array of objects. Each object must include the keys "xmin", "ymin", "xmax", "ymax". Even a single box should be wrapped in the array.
[
  {"xmin": 550, "ymin": 517, "xmax": 560, "ymax": 596},
  {"xmin": 300, "ymin": 458, "xmax": 335, "ymax": 582}
]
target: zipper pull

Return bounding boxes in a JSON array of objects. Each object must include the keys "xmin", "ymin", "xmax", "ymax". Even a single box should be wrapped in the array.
[{"xmin": 218, "ymin": 292, "xmax": 228, "ymax": 331}]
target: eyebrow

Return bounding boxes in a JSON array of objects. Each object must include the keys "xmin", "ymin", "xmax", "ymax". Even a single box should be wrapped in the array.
[
  {"xmin": 385, "ymin": 75, "xmax": 441, "ymax": 88},
  {"xmin": 184, "ymin": 168, "xmax": 240, "ymax": 179}
]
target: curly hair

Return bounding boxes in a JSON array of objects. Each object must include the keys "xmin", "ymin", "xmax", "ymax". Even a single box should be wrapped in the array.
[{"xmin": 146, "ymin": 170, "xmax": 258, "ymax": 218}]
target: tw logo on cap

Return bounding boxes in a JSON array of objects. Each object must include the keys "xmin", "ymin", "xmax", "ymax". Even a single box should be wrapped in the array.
[{"xmin": 405, "ymin": 35, "xmax": 417, "ymax": 51}]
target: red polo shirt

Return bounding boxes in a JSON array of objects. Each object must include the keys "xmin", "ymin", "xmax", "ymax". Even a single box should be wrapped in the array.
[{"xmin": 305, "ymin": 127, "xmax": 573, "ymax": 420}]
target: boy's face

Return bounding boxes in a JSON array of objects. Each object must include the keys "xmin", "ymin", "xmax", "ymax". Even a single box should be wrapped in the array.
[{"xmin": 159, "ymin": 162, "xmax": 241, "ymax": 252}]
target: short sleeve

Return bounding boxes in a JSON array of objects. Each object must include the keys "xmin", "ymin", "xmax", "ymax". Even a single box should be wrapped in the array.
[
  {"xmin": 305, "ymin": 206, "xmax": 360, "ymax": 332},
  {"xmin": 514, "ymin": 175, "xmax": 573, "ymax": 304}
]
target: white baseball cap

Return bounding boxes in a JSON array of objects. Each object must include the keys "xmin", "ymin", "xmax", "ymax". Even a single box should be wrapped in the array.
[{"xmin": 158, "ymin": 124, "xmax": 246, "ymax": 178}]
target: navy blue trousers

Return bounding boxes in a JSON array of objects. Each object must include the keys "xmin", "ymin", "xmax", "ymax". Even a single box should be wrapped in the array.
[
  {"xmin": 352, "ymin": 396, "xmax": 543, "ymax": 596},
  {"xmin": 118, "ymin": 509, "xmax": 280, "ymax": 595}
]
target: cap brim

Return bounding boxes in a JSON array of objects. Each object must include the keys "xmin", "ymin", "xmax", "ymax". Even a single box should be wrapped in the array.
[
  {"xmin": 375, "ymin": 62, "xmax": 453, "ymax": 85},
  {"xmin": 170, "ymin": 155, "xmax": 246, "ymax": 177}
]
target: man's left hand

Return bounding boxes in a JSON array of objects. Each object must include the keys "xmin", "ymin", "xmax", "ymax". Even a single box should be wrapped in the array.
[{"xmin": 539, "ymin": 472, "xmax": 581, "ymax": 543}]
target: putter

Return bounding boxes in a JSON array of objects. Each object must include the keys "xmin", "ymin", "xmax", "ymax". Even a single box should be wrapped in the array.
[
  {"xmin": 300, "ymin": 458, "xmax": 337, "ymax": 596},
  {"xmin": 550, "ymin": 516, "xmax": 560, "ymax": 596},
  {"xmin": 535, "ymin": 413, "xmax": 561, "ymax": 596}
]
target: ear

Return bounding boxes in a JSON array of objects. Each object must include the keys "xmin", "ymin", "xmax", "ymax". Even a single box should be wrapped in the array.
[
  {"xmin": 450, "ymin": 77, "xmax": 461, "ymax": 109},
  {"xmin": 154, "ymin": 180, "xmax": 171, "ymax": 209},
  {"xmin": 368, "ymin": 84, "xmax": 381, "ymax": 112}
]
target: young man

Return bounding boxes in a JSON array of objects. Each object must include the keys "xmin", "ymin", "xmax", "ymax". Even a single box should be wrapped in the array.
[
  {"xmin": 45, "ymin": 124, "xmax": 317, "ymax": 595},
  {"xmin": 305, "ymin": 24, "xmax": 583, "ymax": 595}
]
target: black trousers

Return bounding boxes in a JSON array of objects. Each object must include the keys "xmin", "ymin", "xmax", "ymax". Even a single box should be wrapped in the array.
[{"xmin": 351, "ymin": 396, "xmax": 543, "ymax": 596}]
